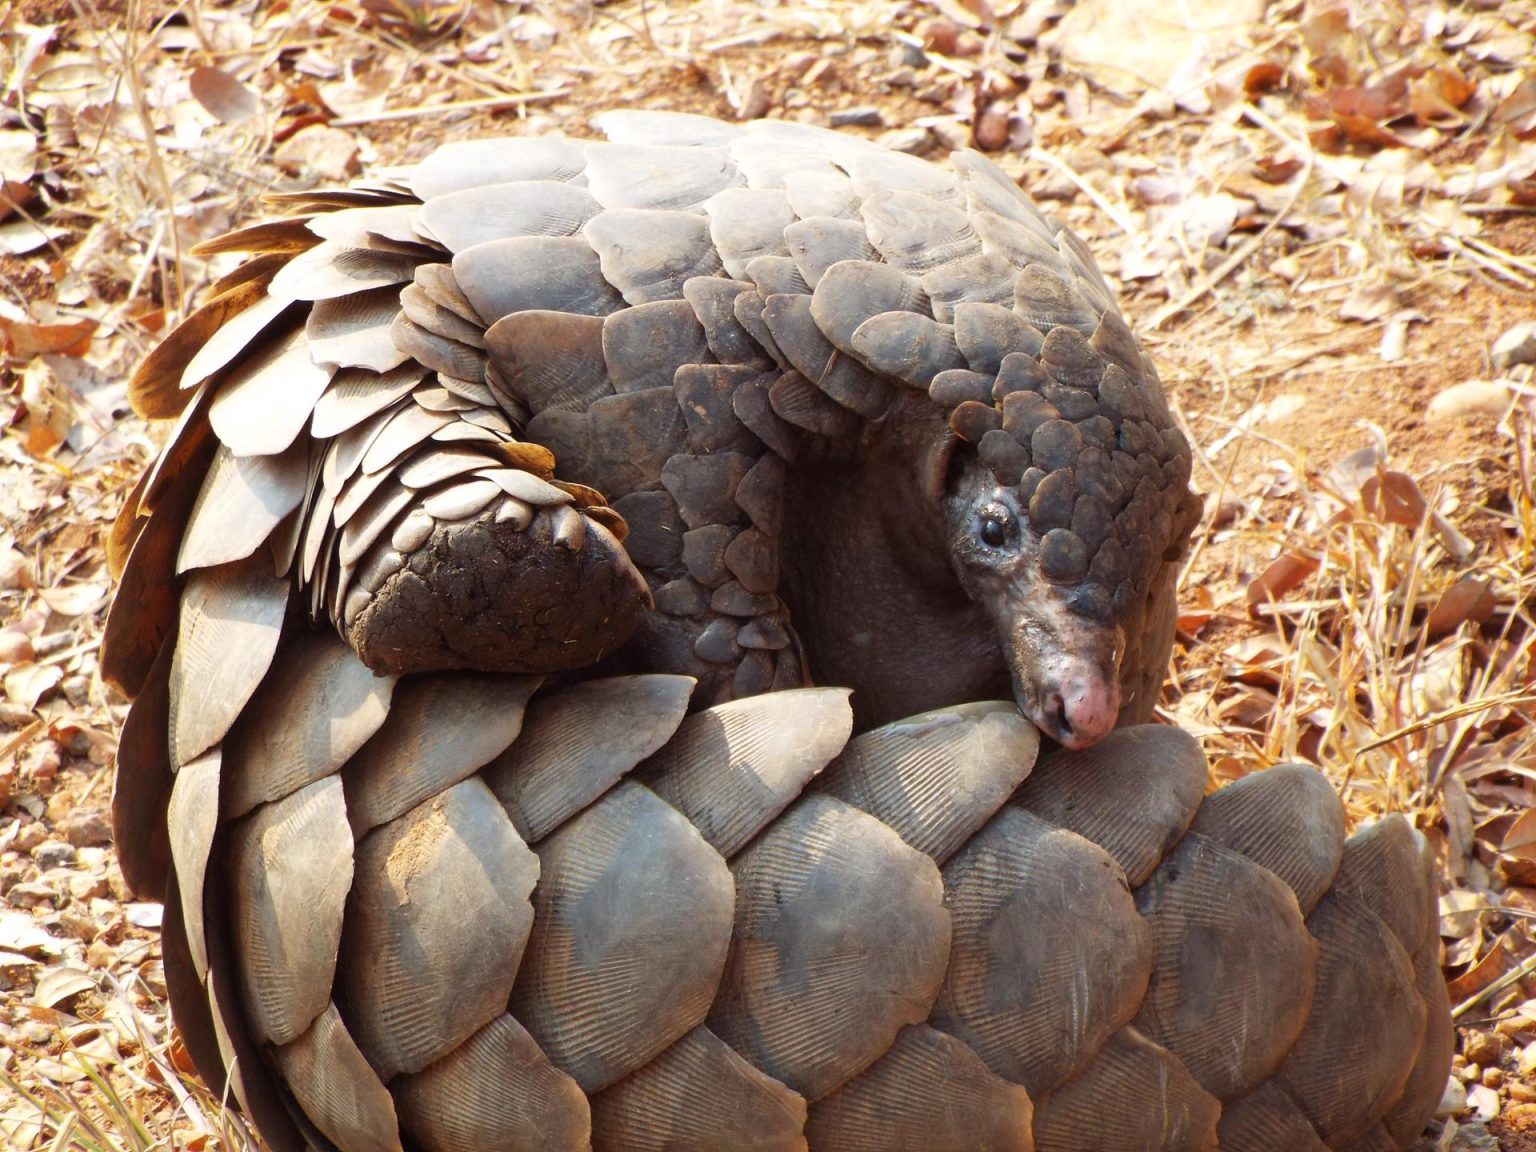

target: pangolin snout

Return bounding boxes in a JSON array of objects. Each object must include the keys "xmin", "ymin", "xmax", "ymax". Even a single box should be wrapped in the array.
[
  {"xmin": 1040, "ymin": 670, "xmax": 1120, "ymax": 749},
  {"xmin": 1003, "ymin": 610, "xmax": 1124, "ymax": 749}
]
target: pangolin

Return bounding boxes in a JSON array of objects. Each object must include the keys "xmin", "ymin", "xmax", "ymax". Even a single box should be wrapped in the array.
[{"xmin": 102, "ymin": 111, "xmax": 1450, "ymax": 1152}]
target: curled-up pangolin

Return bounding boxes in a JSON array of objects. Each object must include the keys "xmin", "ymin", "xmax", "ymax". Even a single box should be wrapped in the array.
[{"xmin": 103, "ymin": 111, "xmax": 1450, "ymax": 1152}]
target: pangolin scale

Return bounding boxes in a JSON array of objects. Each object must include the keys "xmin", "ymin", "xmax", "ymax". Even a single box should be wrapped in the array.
[{"xmin": 103, "ymin": 110, "xmax": 1450, "ymax": 1152}]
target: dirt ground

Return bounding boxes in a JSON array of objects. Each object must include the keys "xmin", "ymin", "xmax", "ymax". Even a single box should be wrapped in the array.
[{"xmin": 2, "ymin": 0, "xmax": 1535, "ymax": 1147}]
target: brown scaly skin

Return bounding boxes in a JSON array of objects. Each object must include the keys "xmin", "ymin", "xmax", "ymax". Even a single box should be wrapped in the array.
[{"xmin": 349, "ymin": 506, "xmax": 650, "ymax": 678}]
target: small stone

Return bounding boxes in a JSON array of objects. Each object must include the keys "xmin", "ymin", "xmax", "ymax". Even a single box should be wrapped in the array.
[
  {"xmin": 13, "ymin": 823, "xmax": 46, "ymax": 852},
  {"xmin": 927, "ymin": 118, "xmax": 969, "ymax": 149},
  {"xmin": 1492, "ymin": 322, "xmax": 1536, "ymax": 371},
  {"xmin": 20, "ymin": 1020, "xmax": 52, "ymax": 1045},
  {"xmin": 7, "ymin": 881, "xmax": 58, "ymax": 910},
  {"xmin": 1465, "ymin": 1028, "xmax": 1505, "ymax": 1067},
  {"xmin": 1483, "ymin": 1066, "xmax": 1504, "ymax": 1088},
  {"xmin": 59, "ymin": 675, "xmax": 89, "ymax": 706},
  {"xmin": 86, "ymin": 938, "xmax": 116, "ymax": 970},
  {"xmin": 0, "ymin": 629, "xmax": 34, "ymax": 662},
  {"xmin": 1450, "ymin": 1120, "xmax": 1499, "ymax": 1151},
  {"xmin": 877, "ymin": 127, "xmax": 932, "ymax": 156},
  {"xmin": 829, "ymin": 107, "xmax": 883, "ymax": 128},
  {"xmin": 67, "ymin": 872, "xmax": 107, "ymax": 902},
  {"xmin": 1508, "ymin": 1079, "xmax": 1536, "ymax": 1103},
  {"xmin": 1519, "ymin": 1038, "xmax": 1536, "ymax": 1075},
  {"xmin": 0, "ymin": 861, "xmax": 25, "ymax": 894},
  {"xmin": 1428, "ymin": 379, "xmax": 1512, "ymax": 421},
  {"xmin": 1438, "ymin": 1074, "xmax": 1467, "ymax": 1117},
  {"xmin": 57, "ymin": 905, "xmax": 98, "ymax": 943},
  {"xmin": 919, "ymin": 17, "xmax": 958, "ymax": 55},
  {"xmin": 915, "ymin": 83, "xmax": 953, "ymax": 106},
  {"xmin": 974, "ymin": 102, "xmax": 1011, "ymax": 152},
  {"xmin": 32, "ymin": 842, "xmax": 74, "ymax": 870},
  {"xmin": 58, "ymin": 810, "xmax": 111, "ymax": 849}
]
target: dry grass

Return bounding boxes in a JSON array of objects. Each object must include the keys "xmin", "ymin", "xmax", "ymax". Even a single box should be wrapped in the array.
[{"xmin": 2, "ymin": 0, "xmax": 1535, "ymax": 1145}]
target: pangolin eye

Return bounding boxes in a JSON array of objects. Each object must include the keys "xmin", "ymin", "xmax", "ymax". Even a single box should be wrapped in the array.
[{"xmin": 978, "ymin": 505, "xmax": 1015, "ymax": 549}]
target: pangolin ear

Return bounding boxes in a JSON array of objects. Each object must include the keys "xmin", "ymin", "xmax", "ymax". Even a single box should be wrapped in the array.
[{"xmin": 921, "ymin": 429, "xmax": 965, "ymax": 512}]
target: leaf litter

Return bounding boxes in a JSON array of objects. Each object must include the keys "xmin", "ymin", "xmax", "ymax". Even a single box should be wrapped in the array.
[{"xmin": 0, "ymin": 0, "xmax": 1534, "ymax": 1147}]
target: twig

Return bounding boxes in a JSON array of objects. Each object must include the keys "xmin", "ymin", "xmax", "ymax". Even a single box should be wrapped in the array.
[
  {"xmin": 1454, "ymin": 948, "xmax": 1536, "ymax": 1020},
  {"xmin": 1027, "ymin": 146, "xmax": 1137, "ymax": 236},
  {"xmin": 1149, "ymin": 102, "xmax": 1314, "ymax": 330},
  {"xmin": 330, "ymin": 90, "xmax": 570, "ymax": 126},
  {"xmin": 1352, "ymin": 690, "xmax": 1536, "ymax": 760}
]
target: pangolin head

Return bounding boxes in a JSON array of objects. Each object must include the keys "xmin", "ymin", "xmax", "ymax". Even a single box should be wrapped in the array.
[{"xmin": 932, "ymin": 320, "xmax": 1201, "ymax": 749}]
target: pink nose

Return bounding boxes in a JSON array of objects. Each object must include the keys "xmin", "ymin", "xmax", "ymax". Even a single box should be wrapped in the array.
[{"xmin": 1052, "ymin": 674, "xmax": 1120, "ymax": 749}]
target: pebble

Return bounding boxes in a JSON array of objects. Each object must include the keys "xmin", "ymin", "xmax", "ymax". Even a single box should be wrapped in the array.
[
  {"xmin": 1440, "ymin": 1074, "xmax": 1467, "ymax": 1116},
  {"xmin": 58, "ymin": 905, "xmax": 98, "ymax": 942},
  {"xmin": 6, "ymin": 880, "xmax": 57, "ymax": 910},
  {"xmin": 919, "ymin": 17, "xmax": 958, "ymax": 55},
  {"xmin": 86, "ymin": 938, "xmax": 116, "ymax": 969},
  {"xmin": 13, "ymin": 823, "xmax": 46, "ymax": 852},
  {"xmin": 68, "ymin": 872, "xmax": 108, "ymax": 901},
  {"xmin": 878, "ymin": 127, "xmax": 931, "ymax": 155},
  {"xmin": 58, "ymin": 809, "xmax": 111, "ymax": 849},
  {"xmin": 829, "ymin": 106, "xmax": 883, "ymax": 128},
  {"xmin": 32, "ymin": 841, "xmax": 75, "ymax": 870},
  {"xmin": 0, "ymin": 629, "xmax": 34, "ymax": 662},
  {"xmin": 928, "ymin": 119, "xmax": 970, "ymax": 151},
  {"xmin": 1449, "ymin": 1121, "xmax": 1500, "ymax": 1151},
  {"xmin": 1427, "ymin": 379, "xmax": 1512, "ymax": 421},
  {"xmin": 1465, "ymin": 1028, "xmax": 1506, "ymax": 1067},
  {"xmin": 1492, "ymin": 322, "xmax": 1536, "ymax": 371}
]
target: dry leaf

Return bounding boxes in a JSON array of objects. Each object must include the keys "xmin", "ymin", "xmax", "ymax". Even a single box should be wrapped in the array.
[
  {"xmin": 39, "ymin": 582, "xmax": 108, "ymax": 617},
  {"xmin": 0, "ymin": 316, "xmax": 97, "ymax": 358},
  {"xmin": 1425, "ymin": 576, "xmax": 1497, "ymax": 639},
  {"xmin": 1503, "ymin": 809, "xmax": 1536, "ymax": 863},
  {"xmin": 34, "ymin": 965, "xmax": 96, "ymax": 1009},
  {"xmin": 1176, "ymin": 584, "xmax": 1215, "ymax": 635},
  {"xmin": 1243, "ymin": 60, "xmax": 1285, "ymax": 96},
  {"xmin": 1448, "ymin": 935, "xmax": 1512, "ymax": 1002},
  {"xmin": 1247, "ymin": 550, "xmax": 1319, "ymax": 611},
  {"xmin": 1222, "ymin": 634, "xmax": 1289, "ymax": 688},
  {"xmin": 1410, "ymin": 67, "xmax": 1477, "ymax": 124},
  {"xmin": 1254, "ymin": 154, "xmax": 1303, "ymax": 183},
  {"xmin": 32, "ymin": 1057, "xmax": 89, "ymax": 1085},
  {"xmin": 1445, "ymin": 884, "xmax": 1495, "ymax": 926},
  {"xmin": 0, "ymin": 910, "xmax": 61, "ymax": 955},
  {"xmin": 1359, "ymin": 471, "xmax": 1428, "ymax": 528},
  {"xmin": 0, "ymin": 129, "xmax": 38, "ymax": 183},
  {"xmin": 273, "ymin": 124, "xmax": 362, "ymax": 181},
  {"xmin": 0, "ymin": 215, "xmax": 66, "ymax": 255},
  {"xmin": 4, "ymin": 663, "xmax": 62, "ymax": 709},
  {"xmin": 19, "ymin": 358, "xmax": 76, "ymax": 457},
  {"xmin": 1339, "ymin": 282, "xmax": 1401, "ymax": 322},
  {"xmin": 189, "ymin": 65, "xmax": 260, "ymax": 124}
]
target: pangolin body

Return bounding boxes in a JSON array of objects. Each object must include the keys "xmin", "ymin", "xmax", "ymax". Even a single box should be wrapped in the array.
[{"xmin": 103, "ymin": 111, "xmax": 1450, "ymax": 1152}]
